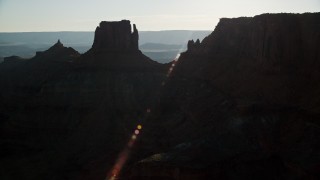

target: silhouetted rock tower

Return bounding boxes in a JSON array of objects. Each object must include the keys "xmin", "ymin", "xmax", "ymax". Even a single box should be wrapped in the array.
[{"xmin": 92, "ymin": 20, "xmax": 139, "ymax": 52}]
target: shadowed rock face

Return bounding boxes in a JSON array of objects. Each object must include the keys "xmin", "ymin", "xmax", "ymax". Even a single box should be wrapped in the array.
[
  {"xmin": 175, "ymin": 13, "xmax": 320, "ymax": 110},
  {"xmin": 129, "ymin": 13, "xmax": 320, "ymax": 180},
  {"xmin": 92, "ymin": 20, "xmax": 139, "ymax": 52},
  {"xmin": 0, "ymin": 21, "xmax": 166, "ymax": 180}
]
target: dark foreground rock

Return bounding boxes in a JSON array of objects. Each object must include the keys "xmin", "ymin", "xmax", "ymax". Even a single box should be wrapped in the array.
[
  {"xmin": 0, "ymin": 21, "xmax": 166, "ymax": 180},
  {"xmin": 128, "ymin": 13, "xmax": 320, "ymax": 180}
]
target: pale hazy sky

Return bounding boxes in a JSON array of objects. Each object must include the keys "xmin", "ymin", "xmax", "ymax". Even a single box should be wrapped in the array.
[{"xmin": 0, "ymin": 0, "xmax": 319, "ymax": 32}]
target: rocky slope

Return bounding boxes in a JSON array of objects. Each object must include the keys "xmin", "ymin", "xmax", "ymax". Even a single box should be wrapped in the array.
[
  {"xmin": 129, "ymin": 13, "xmax": 320, "ymax": 180},
  {"xmin": 0, "ymin": 21, "xmax": 166, "ymax": 180}
]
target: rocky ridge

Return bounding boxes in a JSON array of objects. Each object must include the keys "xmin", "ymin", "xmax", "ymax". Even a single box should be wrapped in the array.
[
  {"xmin": 0, "ymin": 20, "xmax": 166, "ymax": 180},
  {"xmin": 130, "ymin": 13, "xmax": 320, "ymax": 180}
]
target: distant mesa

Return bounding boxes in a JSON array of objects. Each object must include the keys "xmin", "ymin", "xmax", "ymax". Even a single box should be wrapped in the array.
[
  {"xmin": 3, "ymin": 55, "xmax": 25, "ymax": 63},
  {"xmin": 92, "ymin": 20, "xmax": 139, "ymax": 52}
]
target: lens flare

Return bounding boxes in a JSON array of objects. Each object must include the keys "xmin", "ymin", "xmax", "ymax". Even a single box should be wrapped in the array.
[
  {"xmin": 131, "ymin": 135, "xmax": 137, "ymax": 140},
  {"xmin": 105, "ymin": 124, "xmax": 143, "ymax": 180},
  {"xmin": 166, "ymin": 55, "xmax": 180, "ymax": 78},
  {"xmin": 106, "ymin": 34, "xmax": 188, "ymax": 180},
  {"xmin": 175, "ymin": 53, "xmax": 181, "ymax": 60},
  {"xmin": 128, "ymin": 140, "xmax": 134, "ymax": 148}
]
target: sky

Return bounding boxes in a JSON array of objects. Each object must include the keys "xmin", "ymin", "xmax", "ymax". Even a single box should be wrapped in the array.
[{"xmin": 0, "ymin": 0, "xmax": 319, "ymax": 32}]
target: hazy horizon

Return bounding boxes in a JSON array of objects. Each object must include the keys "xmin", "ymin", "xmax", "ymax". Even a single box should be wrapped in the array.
[
  {"xmin": 0, "ymin": 0, "xmax": 319, "ymax": 32},
  {"xmin": 0, "ymin": 30, "xmax": 211, "ymax": 33}
]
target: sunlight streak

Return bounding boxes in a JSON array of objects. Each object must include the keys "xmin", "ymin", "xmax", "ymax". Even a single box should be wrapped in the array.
[
  {"xmin": 105, "ymin": 45, "xmax": 183, "ymax": 178},
  {"xmin": 105, "ymin": 121, "xmax": 144, "ymax": 180}
]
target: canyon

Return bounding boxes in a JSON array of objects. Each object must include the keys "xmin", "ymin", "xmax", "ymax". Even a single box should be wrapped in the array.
[{"xmin": 0, "ymin": 13, "xmax": 320, "ymax": 180}]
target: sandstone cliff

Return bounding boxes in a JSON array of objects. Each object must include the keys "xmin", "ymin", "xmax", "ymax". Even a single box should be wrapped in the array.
[
  {"xmin": 175, "ymin": 13, "xmax": 320, "ymax": 111},
  {"xmin": 130, "ymin": 13, "xmax": 320, "ymax": 180}
]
